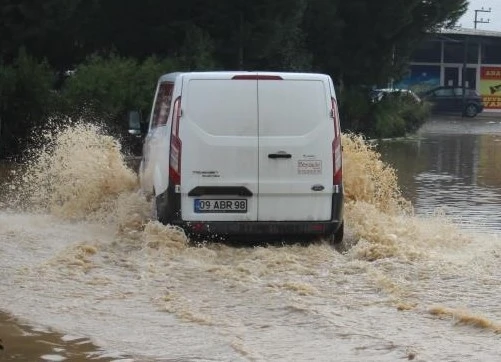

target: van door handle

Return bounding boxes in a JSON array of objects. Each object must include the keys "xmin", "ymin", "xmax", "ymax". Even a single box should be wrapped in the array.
[{"xmin": 268, "ymin": 152, "xmax": 292, "ymax": 159}]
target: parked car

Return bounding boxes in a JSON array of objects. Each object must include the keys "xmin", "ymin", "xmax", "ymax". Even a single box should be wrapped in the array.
[
  {"xmin": 419, "ymin": 86, "xmax": 484, "ymax": 117},
  {"xmin": 128, "ymin": 71, "xmax": 344, "ymax": 244},
  {"xmin": 369, "ymin": 88, "xmax": 421, "ymax": 104}
]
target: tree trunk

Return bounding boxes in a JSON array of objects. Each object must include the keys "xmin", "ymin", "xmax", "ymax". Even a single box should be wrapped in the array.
[{"xmin": 238, "ymin": 11, "xmax": 244, "ymax": 70}]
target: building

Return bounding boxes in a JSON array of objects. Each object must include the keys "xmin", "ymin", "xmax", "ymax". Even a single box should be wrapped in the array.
[{"xmin": 398, "ymin": 27, "xmax": 501, "ymax": 112}]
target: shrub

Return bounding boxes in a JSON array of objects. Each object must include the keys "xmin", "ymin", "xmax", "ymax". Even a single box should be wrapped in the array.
[
  {"xmin": 59, "ymin": 53, "xmax": 183, "ymax": 149},
  {"xmin": 338, "ymin": 87, "xmax": 372, "ymax": 133},
  {"xmin": 373, "ymin": 92, "xmax": 430, "ymax": 138},
  {"xmin": 62, "ymin": 54, "xmax": 181, "ymax": 118},
  {"xmin": 373, "ymin": 100, "xmax": 407, "ymax": 138},
  {"xmin": 340, "ymin": 87, "xmax": 430, "ymax": 139}
]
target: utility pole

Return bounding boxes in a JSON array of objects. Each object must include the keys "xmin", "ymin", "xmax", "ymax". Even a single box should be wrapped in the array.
[
  {"xmin": 474, "ymin": 7, "xmax": 491, "ymax": 29},
  {"xmin": 462, "ymin": 35, "xmax": 469, "ymax": 118}
]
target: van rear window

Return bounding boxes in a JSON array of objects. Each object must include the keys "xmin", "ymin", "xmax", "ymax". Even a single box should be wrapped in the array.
[
  {"xmin": 259, "ymin": 80, "xmax": 328, "ymax": 136},
  {"xmin": 185, "ymin": 79, "xmax": 258, "ymax": 136},
  {"xmin": 151, "ymin": 82, "xmax": 174, "ymax": 128}
]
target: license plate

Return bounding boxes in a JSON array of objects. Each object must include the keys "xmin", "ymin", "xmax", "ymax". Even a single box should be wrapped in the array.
[{"xmin": 194, "ymin": 199, "xmax": 247, "ymax": 213}]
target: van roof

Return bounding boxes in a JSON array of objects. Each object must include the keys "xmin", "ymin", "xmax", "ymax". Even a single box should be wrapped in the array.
[{"xmin": 158, "ymin": 71, "xmax": 332, "ymax": 83}]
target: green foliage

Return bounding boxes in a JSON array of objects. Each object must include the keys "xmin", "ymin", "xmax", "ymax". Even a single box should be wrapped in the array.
[
  {"xmin": 338, "ymin": 87, "xmax": 372, "ymax": 132},
  {"xmin": 340, "ymin": 88, "xmax": 430, "ymax": 139},
  {"xmin": 61, "ymin": 53, "xmax": 181, "ymax": 119},
  {"xmin": 261, "ymin": 0, "xmax": 312, "ymax": 71},
  {"xmin": 62, "ymin": 54, "xmax": 136, "ymax": 116},
  {"xmin": 0, "ymin": 0, "xmax": 90, "ymax": 69},
  {"xmin": 398, "ymin": 96, "xmax": 431, "ymax": 134},
  {"xmin": 372, "ymin": 93, "xmax": 430, "ymax": 138},
  {"xmin": 373, "ymin": 101, "xmax": 407, "ymax": 138},
  {"xmin": 228, "ymin": 0, "xmax": 313, "ymax": 71},
  {"xmin": 179, "ymin": 25, "xmax": 218, "ymax": 70},
  {"xmin": 0, "ymin": 0, "xmax": 468, "ymax": 83},
  {"xmin": 0, "ymin": 0, "xmax": 468, "ymax": 157},
  {"xmin": 0, "ymin": 49, "xmax": 54, "ymax": 158},
  {"xmin": 304, "ymin": 0, "xmax": 468, "ymax": 86}
]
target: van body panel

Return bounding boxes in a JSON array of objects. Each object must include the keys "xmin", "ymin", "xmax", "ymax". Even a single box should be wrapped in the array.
[
  {"xmin": 147, "ymin": 126, "xmax": 170, "ymax": 195},
  {"xmin": 141, "ymin": 76, "xmax": 183, "ymax": 196},
  {"xmin": 139, "ymin": 71, "xmax": 343, "ymax": 240},
  {"xmin": 179, "ymin": 75, "xmax": 259, "ymax": 221},
  {"xmin": 257, "ymin": 77, "xmax": 334, "ymax": 221}
]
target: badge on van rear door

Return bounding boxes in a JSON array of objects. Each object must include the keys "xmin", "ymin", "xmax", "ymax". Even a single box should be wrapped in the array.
[
  {"xmin": 298, "ymin": 160, "xmax": 322, "ymax": 175},
  {"xmin": 311, "ymin": 184, "xmax": 325, "ymax": 191}
]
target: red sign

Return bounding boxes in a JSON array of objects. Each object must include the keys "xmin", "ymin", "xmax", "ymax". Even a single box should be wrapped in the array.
[{"xmin": 480, "ymin": 67, "xmax": 501, "ymax": 110}]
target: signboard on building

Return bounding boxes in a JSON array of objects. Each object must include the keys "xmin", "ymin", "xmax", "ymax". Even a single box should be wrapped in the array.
[
  {"xmin": 396, "ymin": 65, "xmax": 441, "ymax": 92},
  {"xmin": 480, "ymin": 67, "xmax": 501, "ymax": 110}
]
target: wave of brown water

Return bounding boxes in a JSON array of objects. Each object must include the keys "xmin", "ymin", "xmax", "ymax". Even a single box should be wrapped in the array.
[{"xmin": 1, "ymin": 124, "xmax": 501, "ymax": 361}]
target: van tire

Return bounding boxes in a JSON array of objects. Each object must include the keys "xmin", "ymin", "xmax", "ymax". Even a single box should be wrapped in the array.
[
  {"xmin": 154, "ymin": 188, "xmax": 180, "ymax": 225},
  {"xmin": 154, "ymin": 193, "xmax": 169, "ymax": 225},
  {"xmin": 464, "ymin": 104, "xmax": 478, "ymax": 117},
  {"xmin": 151, "ymin": 195, "xmax": 158, "ymax": 220},
  {"xmin": 327, "ymin": 222, "xmax": 344, "ymax": 245}
]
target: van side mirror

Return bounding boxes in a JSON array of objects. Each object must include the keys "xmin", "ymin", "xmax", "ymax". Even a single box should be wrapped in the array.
[{"xmin": 127, "ymin": 110, "xmax": 143, "ymax": 136}]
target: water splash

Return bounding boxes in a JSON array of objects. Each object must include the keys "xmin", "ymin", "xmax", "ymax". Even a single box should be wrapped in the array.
[
  {"xmin": 341, "ymin": 134, "xmax": 467, "ymax": 261},
  {"xmin": 10, "ymin": 122, "xmax": 138, "ymax": 222},
  {"xmin": 5, "ymin": 125, "xmax": 470, "ymax": 262},
  {"xmin": 342, "ymin": 133, "xmax": 410, "ymax": 215}
]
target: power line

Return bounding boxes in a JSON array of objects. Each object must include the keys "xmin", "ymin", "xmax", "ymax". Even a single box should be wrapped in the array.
[{"xmin": 474, "ymin": 7, "xmax": 491, "ymax": 29}]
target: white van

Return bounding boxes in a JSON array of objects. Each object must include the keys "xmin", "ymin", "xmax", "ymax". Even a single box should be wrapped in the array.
[{"xmin": 130, "ymin": 71, "xmax": 344, "ymax": 244}]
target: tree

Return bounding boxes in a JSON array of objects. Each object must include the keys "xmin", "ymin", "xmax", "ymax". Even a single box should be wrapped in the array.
[
  {"xmin": 0, "ymin": 49, "xmax": 53, "ymax": 158},
  {"xmin": 0, "ymin": 0, "xmax": 470, "ymax": 158},
  {"xmin": 179, "ymin": 25, "xmax": 217, "ymax": 70},
  {"xmin": 304, "ymin": 0, "xmax": 468, "ymax": 88},
  {"xmin": 60, "ymin": 53, "xmax": 181, "ymax": 130},
  {"xmin": 0, "ymin": 0, "xmax": 98, "ymax": 70}
]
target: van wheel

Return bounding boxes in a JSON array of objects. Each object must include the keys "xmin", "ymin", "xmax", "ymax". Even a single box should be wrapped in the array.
[
  {"xmin": 151, "ymin": 195, "xmax": 158, "ymax": 221},
  {"xmin": 327, "ymin": 222, "xmax": 344, "ymax": 246},
  {"xmin": 464, "ymin": 104, "xmax": 478, "ymax": 117}
]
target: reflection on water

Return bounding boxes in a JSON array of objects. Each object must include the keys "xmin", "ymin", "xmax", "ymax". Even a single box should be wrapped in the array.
[
  {"xmin": 378, "ymin": 119, "xmax": 501, "ymax": 232},
  {"xmin": 0, "ymin": 311, "xmax": 122, "ymax": 361}
]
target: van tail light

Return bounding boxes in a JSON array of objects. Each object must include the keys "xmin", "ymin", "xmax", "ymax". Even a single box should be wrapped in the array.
[
  {"xmin": 169, "ymin": 135, "xmax": 182, "ymax": 184},
  {"xmin": 331, "ymin": 97, "xmax": 340, "ymax": 136},
  {"xmin": 169, "ymin": 97, "xmax": 182, "ymax": 185},
  {"xmin": 232, "ymin": 74, "xmax": 283, "ymax": 80},
  {"xmin": 333, "ymin": 137, "xmax": 342, "ymax": 185},
  {"xmin": 171, "ymin": 96, "xmax": 181, "ymax": 135},
  {"xmin": 331, "ymin": 97, "xmax": 342, "ymax": 185}
]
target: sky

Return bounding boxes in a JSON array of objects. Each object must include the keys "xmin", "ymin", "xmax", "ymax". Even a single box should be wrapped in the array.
[{"xmin": 457, "ymin": 0, "xmax": 501, "ymax": 31}]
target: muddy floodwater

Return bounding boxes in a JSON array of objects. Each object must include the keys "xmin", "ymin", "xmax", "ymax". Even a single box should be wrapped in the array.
[
  {"xmin": 378, "ymin": 116, "xmax": 501, "ymax": 233},
  {"xmin": 1, "ymin": 116, "xmax": 501, "ymax": 361},
  {"xmin": 0, "ymin": 310, "xmax": 119, "ymax": 361}
]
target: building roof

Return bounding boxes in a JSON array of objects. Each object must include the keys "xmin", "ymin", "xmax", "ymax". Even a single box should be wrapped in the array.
[{"xmin": 438, "ymin": 27, "xmax": 501, "ymax": 38}]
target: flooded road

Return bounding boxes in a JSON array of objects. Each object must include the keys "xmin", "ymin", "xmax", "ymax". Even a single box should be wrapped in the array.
[
  {"xmin": 378, "ymin": 115, "xmax": 501, "ymax": 232},
  {"xmin": 0, "ymin": 311, "xmax": 119, "ymax": 361},
  {"xmin": 1, "ymin": 117, "xmax": 501, "ymax": 361}
]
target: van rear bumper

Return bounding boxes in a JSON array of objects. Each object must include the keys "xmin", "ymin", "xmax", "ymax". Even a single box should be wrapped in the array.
[
  {"xmin": 157, "ymin": 185, "xmax": 344, "ymax": 240},
  {"xmin": 170, "ymin": 219, "xmax": 343, "ymax": 239}
]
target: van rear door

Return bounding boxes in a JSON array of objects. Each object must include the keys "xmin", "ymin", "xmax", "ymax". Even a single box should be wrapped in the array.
[
  {"xmin": 179, "ymin": 73, "xmax": 259, "ymax": 221},
  {"xmin": 257, "ymin": 74, "xmax": 334, "ymax": 221}
]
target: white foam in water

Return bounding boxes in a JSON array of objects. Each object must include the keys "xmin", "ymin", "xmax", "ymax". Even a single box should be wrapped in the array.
[
  {"xmin": 61, "ymin": 334, "xmax": 88, "ymax": 342},
  {"xmin": 40, "ymin": 355, "xmax": 67, "ymax": 361}
]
